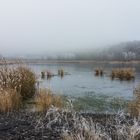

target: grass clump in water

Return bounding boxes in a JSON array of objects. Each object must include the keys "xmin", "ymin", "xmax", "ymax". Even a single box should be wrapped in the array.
[
  {"xmin": 111, "ymin": 68, "xmax": 135, "ymax": 81},
  {"xmin": 94, "ymin": 68, "xmax": 104, "ymax": 76},
  {"xmin": 58, "ymin": 69, "xmax": 64, "ymax": 78},
  {"xmin": 41, "ymin": 71, "xmax": 45, "ymax": 79}
]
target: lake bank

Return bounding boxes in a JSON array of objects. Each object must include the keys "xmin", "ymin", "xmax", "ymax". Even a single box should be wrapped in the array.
[
  {"xmin": 1, "ymin": 59, "xmax": 140, "ymax": 65},
  {"xmin": 0, "ymin": 109, "xmax": 135, "ymax": 140}
]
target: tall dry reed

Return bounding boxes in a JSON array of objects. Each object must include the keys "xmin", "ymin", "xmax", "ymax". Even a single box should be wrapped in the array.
[
  {"xmin": 111, "ymin": 68, "xmax": 135, "ymax": 80},
  {"xmin": 35, "ymin": 89, "xmax": 63, "ymax": 112}
]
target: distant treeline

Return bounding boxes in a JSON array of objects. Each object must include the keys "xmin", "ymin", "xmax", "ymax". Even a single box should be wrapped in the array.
[
  {"xmin": 75, "ymin": 41, "xmax": 140, "ymax": 61},
  {"xmin": 1, "ymin": 41, "xmax": 140, "ymax": 61}
]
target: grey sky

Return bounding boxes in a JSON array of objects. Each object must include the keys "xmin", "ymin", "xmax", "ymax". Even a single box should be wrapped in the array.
[{"xmin": 0, "ymin": 0, "xmax": 140, "ymax": 56}]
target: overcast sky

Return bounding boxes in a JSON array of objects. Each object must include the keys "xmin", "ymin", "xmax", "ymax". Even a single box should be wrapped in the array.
[{"xmin": 0, "ymin": 0, "xmax": 140, "ymax": 56}]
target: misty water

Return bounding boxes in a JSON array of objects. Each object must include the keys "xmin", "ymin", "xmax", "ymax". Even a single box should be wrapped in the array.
[{"xmin": 30, "ymin": 62, "xmax": 140, "ymax": 113}]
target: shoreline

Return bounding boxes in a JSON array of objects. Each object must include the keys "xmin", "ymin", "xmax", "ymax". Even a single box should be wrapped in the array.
[
  {"xmin": 0, "ymin": 110, "xmax": 130, "ymax": 140},
  {"xmin": 1, "ymin": 59, "xmax": 140, "ymax": 65}
]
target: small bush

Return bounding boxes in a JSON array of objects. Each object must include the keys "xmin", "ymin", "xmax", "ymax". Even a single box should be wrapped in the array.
[
  {"xmin": 111, "ymin": 68, "xmax": 135, "ymax": 80},
  {"xmin": 35, "ymin": 89, "xmax": 63, "ymax": 112}
]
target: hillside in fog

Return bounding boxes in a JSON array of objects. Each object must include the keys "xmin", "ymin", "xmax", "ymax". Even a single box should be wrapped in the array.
[
  {"xmin": 1, "ymin": 41, "xmax": 140, "ymax": 61},
  {"xmin": 75, "ymin": 41, "xmax": 140, "ymax": 61}
]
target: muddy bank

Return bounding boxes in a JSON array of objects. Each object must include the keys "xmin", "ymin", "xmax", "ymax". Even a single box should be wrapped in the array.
[
  {"xmin": 0, "ymin": 111, "xmax": 62, "ymax": 140},
  {"xmin": 0, "ymin": 110, "xmax": 135, "ymax": 140}
]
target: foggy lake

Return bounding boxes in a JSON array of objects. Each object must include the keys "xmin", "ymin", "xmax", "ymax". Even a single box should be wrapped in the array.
[{"xmin": 30, "ymin": 62, "xmax": 140, "ymax": 112}]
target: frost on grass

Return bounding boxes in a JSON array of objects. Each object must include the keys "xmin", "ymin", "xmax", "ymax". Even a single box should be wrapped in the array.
[{"xmin": 35, "ymin": 102, "xmax": 140, "ymax": 140}]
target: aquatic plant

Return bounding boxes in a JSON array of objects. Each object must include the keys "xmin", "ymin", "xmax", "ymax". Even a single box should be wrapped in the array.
[
  {"xmin": 94, "ymin": 68, "xmax": 104, "ymax": 76},
  {"xmin": 41, "ymin": 71, "xmax": 45, "ymax": 79},
  {"xmin": 58, "ymin": 69, "xmax": 64, "ymax": 78},
  {"xmin": 46, "ymin": 71, "xmax": 54, "ymax": 79},
  {"xmin": 35, "ymin": 105, "xmax": 140, "ymax": 140},
  {"xmin": 111, "ymin": 68, "xmax": 135, "ymax": 81}
]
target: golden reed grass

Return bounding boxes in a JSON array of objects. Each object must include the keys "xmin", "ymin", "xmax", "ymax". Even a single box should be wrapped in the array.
[
  {"xmin": 0, "ymin": 66, "xmax": 36, "ymax": 99},
  {"xmin": 0, "ymin": 63, "xmax": 36, "ymax": 112},
  {"xmin": 94, "ymin": 68, "xmax": 103, "ymax": 76},
  {"xmin": 0, "ymin": 89, "xmax": 21, "ymax": 112},
  {"xmin": 35, "ymin": 89, "xmax": 63, "ymax": 112},
  {"xmin": 58, "ymin": 69, "xmax": 64, "ymax": 77},
  {"xmin": 111, "ymin": 68, "xmax": 135, "ymax": 80},
  {"xmin": 129, "ymin": 86, "xmax": 140, "ymax": 117}
]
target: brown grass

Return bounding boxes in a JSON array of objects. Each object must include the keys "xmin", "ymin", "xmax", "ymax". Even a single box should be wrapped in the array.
[
  {"xmin": 0, "ymin": 89, "xmax": 21, "ymax": 112},
  {"xmin": 46, "ymin": 71, "xmax": 53, "ymax": 79},
  {"xmin": 41, "ymin": 71, "xmax": 45, "ymax": 79},
  {"xmin": 129, "ymin": 86, "xmax": 140, "ymax": 117},
  {"xmin": 58, "ymin": 69, "xmax": 64, "ymax": 78},
  {"xmin": 111, "ymin": 68, "xmax": 135, "ymax": 80},
  {"xmin": 0, "ymin": 64, "xmax": 36, "ymax": 112},
  {"xmin": 94, "ymin": 68, "xmax": 103, "ymax": 76},
  {"xmin": 0, "ymin": 65, "xmax": 36, "ymax": 99},
  {"xmin": 35, "ymin": 89, "xmax": 63, "ymax": 112}
]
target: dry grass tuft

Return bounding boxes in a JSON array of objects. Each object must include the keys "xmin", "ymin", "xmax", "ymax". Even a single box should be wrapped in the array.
[
  {"xmin": 0, "ymin": 89, "xmax": 21, "ymax": 112},
  {"xmin": 46, "ymin": 71, "xmax": 54, "ymax": 79},
  {"xmin": 94, "ymin": 68, "xmax": 103, "ymax": 76},
  {"xmin": 111, "ymin": 68, "xmax": 135, "ymax": 80},
  {"xmin": 35, "ymin": 89, "xmax": 63, "ymax": 112},
  {"xmin": 129, "ymin": 86, "xmax": 140, "ymax": 117},
  {"xmin": 58, "ymin": 69, "xmax": 64, "ymax": 78},
  {"xmin": 0, "ymin": 63, "xmax": 36, "ymax": 112},
  {"xmin": 41, "ymin": 71, "xmax": 45, "ymax": 79},
  {"xmin": 0, "ymin": 65, "xmax": 36, "ymax": 99},
  {"xmin": 17, "ymin": 66, "xmax": 36, "ymax": 98}
]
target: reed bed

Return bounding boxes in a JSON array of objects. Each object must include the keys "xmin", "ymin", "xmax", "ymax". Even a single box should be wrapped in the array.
[
  {"xmin": 0, "ymin": 64, "xmax": 36, "ymax": 112},
  {"xmin": 111, "ymin": 68, "xmax": 135, "ymax": 80},
  {"xmin": 35, "ymin": 89, "xmax": 63, "ymax": 112}
]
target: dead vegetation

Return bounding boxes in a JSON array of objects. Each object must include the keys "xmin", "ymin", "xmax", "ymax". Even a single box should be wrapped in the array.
[
  {"xmin": 0, "ymin": 89, "xmax": 21, "ymax": 112},
  {"xmin": 111, "ymin": 68, "xmax": 135, "ymax": 81},
  {"xmin": 58, "ymin": 69, "xmax": 64, "ymax": 78},
  {"xmin": 94, "ymin": 68, "xmax": 104, "ymax": 76},
  {"xmin": 0, "ymin": 61, "xmax": 36, "ymax": 112},
  {"xmin": 35, "ymin": 106, "xmax": 140, "ymax": 140},
  {"xmin": 129, "ymin": 86, "xmax": 140, "ymax": 118},
  {"xmin": 34, "ymin": 89, "xmax": 63, "ymax": 112}
]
